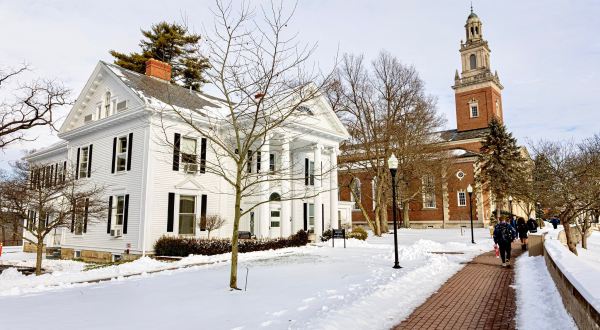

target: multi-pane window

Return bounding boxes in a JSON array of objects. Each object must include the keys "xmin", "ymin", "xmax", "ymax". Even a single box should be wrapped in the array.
[
  {"xmin": 181, "ymin": 137, "xmax": 197, "ymax": 169},
  {"xmin": 115, "ymin": 195, "xmax": 125, "ymax": 228},
  {"xmin": 309, "ymin": 160, "xmax": 315, "ymax": 185},
  {"xmin": 270, "ymin": 209, "xmax": 280, "ymax": 228},
  {"xmin": 179, "ymin": 195, "xmax": 196, "ymax": 235},
  {"xmin": 350, "ymin": 178, "xmax": 361, "ymax": 210},
  {"xmin": 458, "ymin": 191, "xmax": 467, "ymax": 207},
  {"xmin": 116, "ymin": 136, "xmax": 128, "ymax": 172},
  {"xmin": 308, "ymin": 203, "xmax": 315, "ymax": 231},
  {"xmin": 269, "ymin": 153, "xmax": 276, "ymax": 173},
  {"xmin": 104, "ymin": 92, "xmax": 112, "ymax": 117},
  {"xmin": 470, "ymin": 104, "xmax": 479, "ymax": 118},
  {"xmin": 79, "ymin": 146, "xmax": 89, "ymax": 178},
  {"xmin": 422, "ymin": 175, "xmax": 436, "ymax": 208}
]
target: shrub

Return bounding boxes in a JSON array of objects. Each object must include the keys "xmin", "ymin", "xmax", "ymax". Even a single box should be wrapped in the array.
[
  {"xmin": 349, "ymin": 226, "xmax": 368, "ymax": 240},
  {"xmin": 154, "ymin": 230, "xmax": 309, "ymax": 257},
  {"xmin": 321, "ymin": 229, "xmax": 332, "ymax": 242}
]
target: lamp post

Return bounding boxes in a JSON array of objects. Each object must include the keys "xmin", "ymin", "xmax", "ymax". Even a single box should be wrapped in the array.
[
  {"xmin": 466, "ymin": 184, "xmax": 475, "ymax": 244},
  {"xmin": 388, "ymin": 154, "xmax": 401, "ymax": 269},
  {"xmin": 508, "ymin": 195, "xmax": 513, "ymax": 224}
]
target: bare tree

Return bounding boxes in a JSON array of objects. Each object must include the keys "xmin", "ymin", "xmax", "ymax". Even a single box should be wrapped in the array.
[
  {"xmin": 203, "ymin": 214, "xmax": 226, "ymax": 239},
  {"xmin": 156, "ymin": 1, "xmax": 335, "ymax": 289},
  {"xmin": 530, "ymin": 136, "xmax": 600, "ymax": 255},
  {"xmin": 0, "ymin": 65, "xmax": 70, "ymax": 148},
  {"xmin": 0, "ymin": 161, "xmax": 106, "ymax": 275},
  {"xmin": 330, "ymin": 52, "xmax": 446, "ymax": 233}
]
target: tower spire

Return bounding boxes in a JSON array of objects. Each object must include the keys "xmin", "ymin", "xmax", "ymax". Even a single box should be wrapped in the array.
[{"xmin": 470, "ymin": 2, "xmax": 473, "ymax": 14}]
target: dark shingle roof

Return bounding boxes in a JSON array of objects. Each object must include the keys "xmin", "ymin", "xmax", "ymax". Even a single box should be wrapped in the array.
[
  {"xmin": 104, "ymin": 62, "xmax": 223, "ymax": 115},
  {"xmin": 438, "ymin": 127, "xmax": 490, "ymax": 142}
]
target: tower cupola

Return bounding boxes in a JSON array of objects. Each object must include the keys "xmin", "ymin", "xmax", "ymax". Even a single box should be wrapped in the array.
[{"xmin": 465, "ymin": 8, "xmax": 483, "ymax": 43}]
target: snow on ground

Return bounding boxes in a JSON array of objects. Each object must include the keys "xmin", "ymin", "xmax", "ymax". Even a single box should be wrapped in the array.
[
  {"xmin": 0, "ymin": 229, "xmax": 493, "ymax": 330},
  {"xmin": 514, "ymin": 254, "xmax": 576, "ymax": 330}
]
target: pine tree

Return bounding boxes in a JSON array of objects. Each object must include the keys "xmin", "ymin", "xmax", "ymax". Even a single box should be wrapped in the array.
[
  {"xmin": 110, "ymin": 22, "xmax": 210, "ymax": 91},
  {"xmin": 478, "ymin": 118, "xmax": 525, "ymax": 218}
]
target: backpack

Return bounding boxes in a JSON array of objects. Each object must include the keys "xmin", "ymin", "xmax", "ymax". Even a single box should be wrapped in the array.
[
  {"xmin": 499, "ymin": 224, "xmax": 513, "ymax": 243},
  {"xmin": 527, "ymin": 219, "xmax": 538, "ymax": 232}
]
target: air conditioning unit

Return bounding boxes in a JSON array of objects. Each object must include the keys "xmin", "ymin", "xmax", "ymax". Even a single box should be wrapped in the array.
[
  {"xmin": 110, "ymin": 228, "xmax": 123, "ymax": 237},
  {"xmin": 184, "ymin": 163, "xmax": 198, "ymax": 174}
]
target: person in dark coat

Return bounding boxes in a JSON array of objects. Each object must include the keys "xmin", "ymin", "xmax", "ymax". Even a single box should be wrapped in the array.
[
  {"xmin": 509, "ymin": 216, "xmax": 517, "ymax": 230},
  {"xmin": 494, "ymin": 217, "xmax": 517, "ymax": 267},
  {"xmin": 527, "ymin": 218, "xmax": 538, "ymax": 233},
  {"xmin": 551, "ymin": 217, "xmax": 560, "ymax": 229},
  {"xmin": 516, "ymin": 217, "xmax": 529, "ymax": 251}
]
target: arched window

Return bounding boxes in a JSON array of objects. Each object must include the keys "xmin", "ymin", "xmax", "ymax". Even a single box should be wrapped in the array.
[
  {"xmin": 269, "ymin": 192, "xmax": 281, "ymax": 201},
  {"xmin": 475, "ymin": 26, "xmax": 479, "ymax": 35},
  {"xmin": 469, "ymin": 54, "xmax": 477, "ymax": 70}
]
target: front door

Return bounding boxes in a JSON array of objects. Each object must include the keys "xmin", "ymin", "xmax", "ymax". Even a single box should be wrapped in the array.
[{"xmin": 270, "ymin": 205, "xmax": 281, "ymax": 237}]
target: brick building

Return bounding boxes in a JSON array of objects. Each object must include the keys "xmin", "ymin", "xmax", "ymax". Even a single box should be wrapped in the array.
[{"xmin": 339, "ymin": 9, "xmax": 516, "ymax": 229}]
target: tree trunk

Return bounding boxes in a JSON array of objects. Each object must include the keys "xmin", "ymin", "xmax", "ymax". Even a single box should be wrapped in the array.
[
  {"xmin": 229, "ymin": 182, "xmax": 243, "ymax": 290},
  {"xmin": 207, "ymin": 230, "xmax": 211, "ymax": 240},
  {"xmin": 379, "ymin": 203, "xmax": 389, "ymax": 233},
  {"xmin": 35, "ymin": 240, "xmax": 44, "ymax": 276},
  {"xmin": 582, "ymin": 232, "xmax": 587, "ymax": 249},
  {"xmin": 561, "ymin": 218, "xmax": 578, "ymax": 255},
  {"xmin": 402, "ymin": 202, "xmax": 410, "ymax": 228}
]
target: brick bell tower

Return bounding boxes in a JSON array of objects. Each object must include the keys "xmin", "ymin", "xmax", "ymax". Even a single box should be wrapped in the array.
[{"xmin": 452, "ymin": 8, "xmax": 504, "ymax": 132}]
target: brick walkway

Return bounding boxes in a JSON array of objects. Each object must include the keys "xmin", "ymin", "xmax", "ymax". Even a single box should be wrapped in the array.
[{"xmin": 395, "ymin": 241, "xmax": 524, "ymax": 330}]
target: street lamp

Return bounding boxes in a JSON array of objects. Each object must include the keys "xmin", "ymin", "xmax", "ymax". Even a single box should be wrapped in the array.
[
  {"xmin": 508, "ymin": 195, "xmax": 513, "ymax": 224},
  {"xmin": 466, "ymin": 184, "xmax": 475, "ymax": 244},
  {"xmin": 388, "ymin": 153, "xmax": 401, "ymax": 269}
]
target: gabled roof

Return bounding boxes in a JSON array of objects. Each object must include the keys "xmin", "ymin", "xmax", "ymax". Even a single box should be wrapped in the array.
[{"xmin": 103, "ymin": 62, "xmax": 222, "ymax": 115}]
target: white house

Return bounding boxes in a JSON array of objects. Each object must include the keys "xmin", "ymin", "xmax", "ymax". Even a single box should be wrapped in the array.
[{"xmin": 24, "ymin": 59, "xmax": 352, "ymax": 262}]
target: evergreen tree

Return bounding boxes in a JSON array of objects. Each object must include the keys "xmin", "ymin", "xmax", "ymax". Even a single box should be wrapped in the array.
[
  {"xmin": 110, "ymin": 22, "xmax": 210, "ymax": 91},
  {"xmin": 477, "ymin": 118, "xmax": 525, "ymax": 218}
]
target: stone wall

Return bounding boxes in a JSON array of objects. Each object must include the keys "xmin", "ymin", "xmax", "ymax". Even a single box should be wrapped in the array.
[
  {"xmin": 544, "ymin": 246, "xmax": 600, "ymax": 330},
  {"xmin": 60, "ymin": 247, "xmax": 141, "ymax": 263}
]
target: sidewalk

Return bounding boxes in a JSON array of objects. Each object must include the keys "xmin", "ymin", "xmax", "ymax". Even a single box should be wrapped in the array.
[{"xmin": 395, "ymin": 241, "xmax": 524, "ymax": 330}]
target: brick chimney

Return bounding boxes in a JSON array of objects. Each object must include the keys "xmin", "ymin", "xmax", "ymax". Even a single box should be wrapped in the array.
[{"xmin": 145, "ymin": 58, "xmax": 171, "ymax": 81}]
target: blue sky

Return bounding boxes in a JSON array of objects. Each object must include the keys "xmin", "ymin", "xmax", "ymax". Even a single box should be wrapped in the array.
[{"xmin": 1, "ymin": 0, "xmax": 599, "ymax": 168}]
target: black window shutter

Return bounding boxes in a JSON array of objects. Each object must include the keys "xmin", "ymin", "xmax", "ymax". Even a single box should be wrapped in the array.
[
  {"xmin": 322, "ymin": 204, "xmax": 325, "ymax": 231},
  {"xmin": 70, "ymin": 202, "xmax": 75, "ymax": 233},
  {"xmin": 304, "ymin": 158, "xmax": 309, "ymax": 185},
  {"xmin": 173, "ymin": 133, "xmax": 181, "ymax": 171},
  {"xmin": 75, "ymin": 148, "xmax": 81, "ymax": 179},
  {"xmin": 54, "ymin": 163, "xmax": 58, "ymax": 185},
  {"xmin": 49, "ymin": 165, "xmax": 54, "ymax": 187},
  {"xmin": 123, "ymin": 194, "xmax": 129, "ymax": 234},
  {"xmin": 83, "ymin": 198, "xmax": 89, "ymax": 233},
  {"xmin": 257, "ymin": 151, "xmax": 261, "ymax": 173},
  {"xmin": 303, "ymin": 203, "xmax": 308, "ymax": 231},
  {"xmin": 107, "ymin": 196, "xmax": 113, "ymax": 234},
  {"xmin": 200, "ymin": 194, "xmax": 208, "ymax": 231},
  {"xmin": 200, "ymin": 138, "xmax": 207, "ymax": 173},
  {"xmin": 62, "ymin": 161, "xmax": 66, "ymax": 182},
  {"xmin": 111, "ymin": 137, "xmax": 117, "ymax": 174},
  {"xmin": 247, "ymin": 150, "xmax": 252, "ymax": 173},
  {"xmin": 45, "ymin": 213, "xmax": 50, "ymax": 227},
  {"xmin": 127, "ymin": 133, "xmax": 133, "ymax": 171},
  {"xmin": 167, "ymin": 193, "xmax": 175, "ymax": 232},
  {"xmin": 87, "ymin": 144, "xmax": 93, "ymax": 178}
]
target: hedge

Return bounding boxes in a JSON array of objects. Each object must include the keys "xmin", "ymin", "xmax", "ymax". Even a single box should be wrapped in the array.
[{"xmin": 154, "ymin": 230, "xmax": 309, "ymax": 257}]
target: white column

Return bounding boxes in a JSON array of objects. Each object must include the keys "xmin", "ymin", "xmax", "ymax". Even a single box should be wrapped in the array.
[
  {"xmin": 329, "ymin": 148, "xmax": 339, "ymax": 229},
  {"xmin": 259, "ymin": 140, "xmax": 270, "ymax": 238},
  {"xmin": 314, "ymin": 144, "xmax": 323, "ymax": 238},
  {"xmin": 280, "ymin": 140, "xmax": 292, "ymax": 237}
]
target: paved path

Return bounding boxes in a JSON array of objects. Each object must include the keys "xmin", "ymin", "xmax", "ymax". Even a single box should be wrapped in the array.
[{"xmin": 395, "ymin": 241, "xmax": 524, "ymax": 330}]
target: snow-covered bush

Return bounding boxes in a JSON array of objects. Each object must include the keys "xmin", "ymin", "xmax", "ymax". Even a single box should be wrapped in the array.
[
  {"xmin": 154, "ymin": 230, "xmax": 309, "ymax": 257},
  {"xmin": 349, "ymin": 227, "xmax": 368, "ymax": 240}
]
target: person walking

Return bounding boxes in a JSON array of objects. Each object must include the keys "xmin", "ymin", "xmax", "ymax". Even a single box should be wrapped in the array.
[
  {"xmin": 494, "ymin": 217, "xmax": 516, "ymax": 267},
  {"xmin": 527, "ymin": 217, "xmax": 538, "ymax": 233},
  {"xmin": 516, "ymin": 217, "xmax": 529, "ymax": 251},
  {"xmin": 551, "ymin": 217, "xmax": 559, "ymax": 229}
]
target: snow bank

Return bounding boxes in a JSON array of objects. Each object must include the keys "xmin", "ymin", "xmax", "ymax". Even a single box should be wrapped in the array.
[
  {"xmin": 545, "ymin": 239, "xmax": 600, "ymax": 313},
  {"xmin": 514, "ymin": 255, "xmax": 576, "ymax": 330}
]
